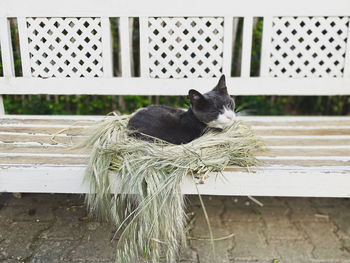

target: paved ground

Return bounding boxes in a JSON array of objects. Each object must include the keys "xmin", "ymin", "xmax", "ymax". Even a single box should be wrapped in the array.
[{"xmin": 0, "ymin": 194, "xmax": 350, "ymax": 263}]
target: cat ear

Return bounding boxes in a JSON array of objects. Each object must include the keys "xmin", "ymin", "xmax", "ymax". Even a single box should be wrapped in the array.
[
  {"xmin": 215, "ymin": 74, "xmax": 228, "ymax": 94},
  {"xmin": 189, "ymin": 89, "xmax": 205, "ymax": 108}
]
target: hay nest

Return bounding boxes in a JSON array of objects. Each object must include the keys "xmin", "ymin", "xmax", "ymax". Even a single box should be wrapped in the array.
[{"xmin": 81, "ymin": 113, "xmax": 263, "ymax": 263}]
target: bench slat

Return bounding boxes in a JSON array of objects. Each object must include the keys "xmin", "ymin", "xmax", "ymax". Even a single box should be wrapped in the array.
[
  {"xmin": 264, "ymin": 137, "xmax": 350, "ymax": 146},
  {"xmin": 0, "ymin": 156, "xmax": 88, "ymax": 165},
  {"xmin": 0, "ymin": 116, "xmax": 349, "ymax": 184},
  {"xmin": 1, "ymin": 166, "xmax": 350, "ymax": 197},
  {"xmin": 0, "ymin": 134, "xmax": 85, "ymax": 144},
  {"xmin": 1, "ymin": 144, "xmax": 350, "ymax": 158}
]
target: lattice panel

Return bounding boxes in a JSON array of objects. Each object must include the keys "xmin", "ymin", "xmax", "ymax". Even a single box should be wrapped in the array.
[
  {"xmin": 26, "ymin": 17, "xmax": 103, "ymax": 77},
  {"xmin": 269, "ymin": 17, "xmax": 349, "ymax": 77},
  {"xmin": 148, "ymin": 17, "xmax": 224, "ymax": 78}
]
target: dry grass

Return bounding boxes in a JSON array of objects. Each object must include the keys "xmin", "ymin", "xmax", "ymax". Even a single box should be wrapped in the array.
[{"xmin": 79, "ymin": 113, "xmax": 263, "ymax": 263}]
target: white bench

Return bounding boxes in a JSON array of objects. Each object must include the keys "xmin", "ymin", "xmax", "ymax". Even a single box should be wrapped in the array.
[{"xmin": 1, "ymin": 0, "xmax": 350, "ymax": 197}]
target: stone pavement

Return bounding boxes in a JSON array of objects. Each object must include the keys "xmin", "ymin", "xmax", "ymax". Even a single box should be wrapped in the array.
[{"xmin": 0, "ymin": 194, "xmax": 350, "ymax": 263}]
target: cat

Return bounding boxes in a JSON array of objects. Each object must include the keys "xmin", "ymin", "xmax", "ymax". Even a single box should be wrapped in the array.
[{"xmin": 127, "ymin": 75, "xmax": 235, "ymax": 145}]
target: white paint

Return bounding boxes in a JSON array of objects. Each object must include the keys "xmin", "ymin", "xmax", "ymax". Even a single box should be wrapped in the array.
[
  {"xmin": 0, "ymin": 131, "xmax": 82, "ymax": 137},
  {"xmin": 1, "ymin": 115, "xmax": 350, "ymax": 122},
  {"xmin": 139, "ymin": 16, "xmax": 149, "ymax": 77},
  {"xmin": 0, "ymin": 152, "xmax": 88, "ymax": 158},
  {"xmin": 26, "ymin": 17, "xmax": 105, "ymax": 78},
  {"xmin": 262, "ymin": 135, "xmax": 350, "ymax": 139},
  {"xmin": 17, "ymin": 17, "xmax": 31, "ymax": 77},
  {"xmin": 148, "ymin": 17, "xmax": 224, "ymax": 78},
  {"xmin": 258, "ymin": 156, "xmax": 350, "ymax": 161},
  {"xmin": 0, "ymin": 17, "xmax": 15, "ymax": 77},
  {"xmin": 0, "ymin": 141, "xmax": 64, "ymax": 147},
  {"xmin": 0, "ymin": 17, "xmax": 14, "ymax": 116},
  {"xmin": 268, "ymin": 145, "xmax": 350, "ymax": 149},
  {"xmin": 223, "ymin": 16, "xmax": 233, "ymax": 76},
  {"xmin": 344, "ymin": 17, "xmax": 350, "ymax": 77},
  {"xmin": 260, "ymin": 16, "xmax": 273, "ymax": 77},
  {"xmin": 269, "ymin": 17, "xmax": 349, "ymax": 78},
  {"xmin": 237, "ymin": 116, "xmax": 350, "ymax": 122},
  {"xmin": 1, "ymin": 165, "xmax": 350, "ymax": 197},
  {"xmin": 120, "ymin": 16, "xmax": 131, "ymax": 77},
  {"xmin": 1, "ymin": 77, "xmax": 350, "ymax": 95},
  {"xmin": 0, "ymin": 123, "xmax": 88, "ymax": 128},
  {"xmin": 101, "ymin": 17, "xmax": 114, "ymax": 77},
  {"xmin": 0, "ymin": 115, "xmax": 104, "ymax": 120},
  {"xmin": 1, "ymin": 0, "xmax": 350, "ymax": 197},
  {"xmin": 1, "ymin": 0, "xmax": 350, "ymax": 17},
  {"xmin": 241, "ymin": 16, "xmax": 253, "ymax": 77},
  {"xmin": 252, "ymin": 125, "xmax": 350, "ymax": 130}
]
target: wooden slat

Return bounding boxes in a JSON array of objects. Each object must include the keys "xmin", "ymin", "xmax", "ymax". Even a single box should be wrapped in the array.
[
  {"xmin": 0, "ymin": 144, "xmax": 87, "ymax": 154},
  {"xmin": 1, "ymin": 77, "xmax": 350, "ymax": 96},
  {"xmin": 2, "ymin": 134, "xmax": 349, "ymax": 147},
  {"xmin": 0, "ymin": 126, "xmax": 85, "ymax": 135},
  {"xmin": 343, "ymin": 15, "xmax": 350, "ymax": 78},
  {"xmin": 2, "ymin": 166, "xmax": 350, "ymax": 197},
  {"xmin": 0, "ymin": 156, "xmax": 88, "ymax": 165},
  {"xmin": 245, "ymin": 120, "xmax": 350, "ymax": 126},
  {"xmin": 1, "ymin": 0, "xmax": 350, "ymax": 17},
  {"xmin": 260, "ymin": 16, "xmax": 273, "ymax": 77},
  {"xmin": 254, "ymin": 129, "xmax": 350, "ymax": 136},
  {"xmin": 120, "ymin": 16, "xmax": 131, "ymax": 77},
  {"xmin": 0, "ymin": 17, "xmax": 15, "ymax": 77},
  {"xmin": 2, "ymin": 144, "xmax": 350, "ymax": 157},
  {"xmin": 2, "ymin": 115, "xmax": 350, "ymax": 121},
  {"xmin": 17, "ymin": 17, "xmax": 32, "ymax": 77},
  {"xmin": 101, "ymin": 17, "xmax": 114, "ymax": 77},
  {"xmin": 0, "ymin": 134, "xmax": 85, "ymax": 144},
  {"xmin": 222, "ymin": 16, "xmax": 233, "ymax": 76},
  {"xmin": 261, "ymin": 159, "xmax": 350, "ymax": 167},
  {"xmin": 240, "ymin": 16, "xmax": 253, "ymax": 77},
  {"xmin": 0, "ymin": 115, "xmax": 349, "ymax": 169},
  {"xmin": 260, "ymin": 148, "xmax": 350, "ymax": 157},
  {"xmin": 0, "ymin": 118, "xmax": 98, "ymax": 125},
  {"xmin": 139, "ymin": 16, "xmax": 149, "ymax": 78},
  {"xmin": 263, "ymin": 137, "xmax": 350, "ymax": 146},
  {"xmin": 0, "ymin": 17, "xmax": 13, "ymax": 114}
]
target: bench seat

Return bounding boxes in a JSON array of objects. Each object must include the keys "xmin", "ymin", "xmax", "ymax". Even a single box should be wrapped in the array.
[{"xmin": 0, "ymin": 115, "xmax": 349, "ymax": 197}]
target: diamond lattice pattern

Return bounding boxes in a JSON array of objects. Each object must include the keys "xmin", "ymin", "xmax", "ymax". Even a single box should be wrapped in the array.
[
  {"xmin": 269, "ymin": 17, "xmax": 349, "ymax": 77},
  {"xmin": 26, "ymin": 17, "xmax": 103, "ymax": 78},
  {"xmin": 148, "ymin": 17, "xmax": 224, "ymax": 78}
]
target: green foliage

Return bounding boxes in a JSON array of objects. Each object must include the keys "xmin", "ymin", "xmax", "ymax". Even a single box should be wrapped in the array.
[
  {"xmin": 4, "ymin": 94, "xmax": 349, "ymax": 116},
  {"xmin": 250, "ymin": 18, "xmax": 263, "ymax": 77},
  {"xmin": 3, "ymin": 95, "xmax": 190, "ymax": 115}
]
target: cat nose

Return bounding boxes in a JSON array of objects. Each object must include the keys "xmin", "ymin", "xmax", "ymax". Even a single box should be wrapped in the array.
[{"xmin": 226, "ymin": 115, "xmax": 233, "ymax": 120}]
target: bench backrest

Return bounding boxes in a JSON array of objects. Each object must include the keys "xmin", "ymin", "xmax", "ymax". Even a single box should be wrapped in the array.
[{"xmin": 0, "ymin": 0, "xmax": 349, "ymax": 99}]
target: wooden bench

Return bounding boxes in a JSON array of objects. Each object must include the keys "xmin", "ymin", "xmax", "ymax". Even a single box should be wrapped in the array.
[{"xmin": 1, "ymin": 0, "xmax": 350, "ymax": 197}]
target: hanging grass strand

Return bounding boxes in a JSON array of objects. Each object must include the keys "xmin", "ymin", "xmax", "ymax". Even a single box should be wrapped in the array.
[{"xmin": 80, "ymin": 113, "xmax": 263, "ymax": 263}]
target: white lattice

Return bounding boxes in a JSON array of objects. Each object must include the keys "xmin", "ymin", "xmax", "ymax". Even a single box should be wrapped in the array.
[
  {"xmin": 269, "ymin": 17, "xmax": 349, "ymax": 77},
  {"xmin": 26, "ymin": 17, "xmax": 103, "ymax": 77},
  {"xmin": 148, "ymin": 17, "xmax": 224, "ymax": 78}
]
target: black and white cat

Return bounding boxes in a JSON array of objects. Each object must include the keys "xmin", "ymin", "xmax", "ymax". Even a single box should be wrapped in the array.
[{"xmin": 127, "ymin": 75, "xmax": 235, "ymax": 145}]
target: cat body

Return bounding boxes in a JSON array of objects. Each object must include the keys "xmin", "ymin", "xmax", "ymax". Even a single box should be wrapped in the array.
[
  {"xmin": 128, "ymin": 105, "xmax": 207, "ymax": 145},
  {"xmin": 127, "ymin": 75, "xmax": 235, "ymax": 144}
]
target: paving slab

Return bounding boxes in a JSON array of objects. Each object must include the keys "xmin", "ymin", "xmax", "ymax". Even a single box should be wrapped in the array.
[{"xmin": 1, "ymin": 194, "xmax": 350, "ymax": 263}]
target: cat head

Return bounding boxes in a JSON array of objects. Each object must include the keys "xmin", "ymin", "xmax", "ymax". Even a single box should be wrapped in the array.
[{"xmin": 189, "ymin": 75, "xmax": 235, "ymax": 129}]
